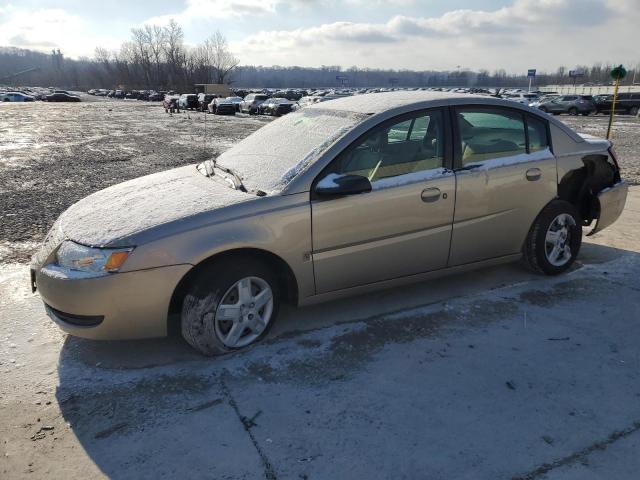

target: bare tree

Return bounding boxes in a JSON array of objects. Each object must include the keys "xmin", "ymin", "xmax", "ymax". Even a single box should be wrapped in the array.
[
  {"xmin": 145, "ymin": 24, "xmax": 167, "ymax": 87},
  {"xmin": 131, "ymin": 27, "xmax": 153, "ymax": 88},
  {"xmin": 203, "ymin": 31, "xmax": 239, "ymax": 84}
]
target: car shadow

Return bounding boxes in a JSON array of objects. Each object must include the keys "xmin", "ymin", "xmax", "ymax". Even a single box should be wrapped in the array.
[{"xmin": 53, "ymin": 241, "xmax": 635, "ymax": 477}]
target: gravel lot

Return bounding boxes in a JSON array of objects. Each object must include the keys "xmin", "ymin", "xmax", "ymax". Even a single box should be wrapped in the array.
[
  {"xmin": 0, "ymin": 97, "xmax": 270, "ymax": 263},
  {"xmin": 0, "ymin": 98, "xmax": 638, "ymax": 264}
]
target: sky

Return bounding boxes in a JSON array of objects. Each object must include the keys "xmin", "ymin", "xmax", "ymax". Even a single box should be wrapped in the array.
[{"xmin": 0, "ymin": 0, "xmax": 638, "ymax": 73}]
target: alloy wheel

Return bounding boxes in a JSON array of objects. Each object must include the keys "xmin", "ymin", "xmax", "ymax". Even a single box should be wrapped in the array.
[
  {"xmin": 214, "ymin": 276, "xmax": 274, "ymax": 348},
  {"xmin": 545, "ymin": 213, "xmax": 576, "ymax": 267}
]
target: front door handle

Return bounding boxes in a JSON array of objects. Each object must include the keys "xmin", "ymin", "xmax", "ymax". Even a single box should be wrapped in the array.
[
  {"xmin": 421, "ymin": 187, "xmax": 441, "ymax": 203},
  {"xmin": 526, "ymin": 168, "xmax": 542, "ymax": 181}
]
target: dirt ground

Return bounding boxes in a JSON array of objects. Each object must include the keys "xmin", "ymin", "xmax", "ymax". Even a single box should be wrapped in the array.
[
  {"xmin": 1, "ymin": 97, "xmax": 640, "ymax": 479},
  {"xmin": 0, "ymin": 97, "xmax": 270, "ymax": 263}
]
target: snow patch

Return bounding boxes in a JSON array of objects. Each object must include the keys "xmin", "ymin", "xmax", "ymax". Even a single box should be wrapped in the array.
[
  {"xmin": 316, "ymin": 173, "xmax": 342, "ymax": 189},
  {"xmin": 216, "ymin": 108, "xmax": 366, "ymax": 193},
  {"xmin": 59, "ymin": 165, "xmax": 250, "ymax": 246},
  {"xmin": 373, "ymin": 167, "xmax": 451, "ymax": 190},
  {"xmin": 40, "ymin": 264, "xmax": 106, "ymax": 280}
]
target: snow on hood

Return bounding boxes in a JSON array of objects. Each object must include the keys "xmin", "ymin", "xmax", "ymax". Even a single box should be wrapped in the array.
[{"xmin": 59, "ymin": 165, "xmax": 250, "ymax": 246}]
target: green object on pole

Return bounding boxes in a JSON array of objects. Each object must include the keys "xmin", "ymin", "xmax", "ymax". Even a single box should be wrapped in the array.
[
  {"xmin": 606, "ymin": 65, "xmax": 626, "ymax": 140},
  {"xmin": 610, "ymin": 65, "xmax": 627, "ymax": 81}
]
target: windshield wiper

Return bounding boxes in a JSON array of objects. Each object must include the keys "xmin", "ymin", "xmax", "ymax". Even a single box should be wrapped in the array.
[
  {"xmin": 215, "ymin": 164, "xmax": 247, "ymax": 192},
  {"xmin": 202, "ymin": 160, "xmax": 266, "ymax": 196}
]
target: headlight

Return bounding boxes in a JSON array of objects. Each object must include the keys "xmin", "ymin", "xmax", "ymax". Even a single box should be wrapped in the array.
[{"xmin": 55, "ymin": 241, "xmax": 132, "ymax": 274}]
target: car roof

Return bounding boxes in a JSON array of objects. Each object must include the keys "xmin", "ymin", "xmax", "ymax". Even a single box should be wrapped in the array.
[
  {"xmin": 302, "ymin": 89, "xmax": 584, "ymax": 147},
  {"xmin": 308, "ymin": 91, "xmax": 499, "ymax": 114}
]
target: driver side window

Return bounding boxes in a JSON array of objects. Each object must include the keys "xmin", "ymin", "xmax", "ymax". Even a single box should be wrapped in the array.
[{"xmin": 329, "ymin": 110, "xmax": 444, "ymax": 183}]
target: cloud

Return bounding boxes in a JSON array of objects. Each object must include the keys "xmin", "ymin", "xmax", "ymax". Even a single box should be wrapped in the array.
[
  {"xmin": 0, "ymin": 6, "xmax": 121, "ymax": 57},
  {"xmin": 0, "ymin": 8, "xmax": 82, "ymax": 52},
  {"xmin": 233, "ymin": 0, "xmax": 637, "ymax": 71},
  {"xmin": 143, "ymin": 0, "xmax": 281, "ymax": 25}
]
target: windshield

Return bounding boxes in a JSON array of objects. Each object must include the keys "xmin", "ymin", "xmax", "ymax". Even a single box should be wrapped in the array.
[{"xmin": 215, "ymin": 108, "xmax": 367, "ymax": 193}]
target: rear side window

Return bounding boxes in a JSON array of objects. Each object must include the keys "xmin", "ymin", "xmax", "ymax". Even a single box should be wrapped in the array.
[
  {"xmin": 527, "ymin": 116, "xmax": 549, "ymax": 153},
  {"xmin": 456, "ymin": 108, "xmax": 526, "ymax": 165}
]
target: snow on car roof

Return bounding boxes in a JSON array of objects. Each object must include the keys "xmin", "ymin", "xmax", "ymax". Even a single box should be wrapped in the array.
[{"xmin": 309, "ymin": 91, "xmax": 487, "ymax": 114}]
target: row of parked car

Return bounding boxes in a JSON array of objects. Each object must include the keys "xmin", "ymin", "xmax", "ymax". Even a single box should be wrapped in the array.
[
  {"xmin": 87, "ymin": 89, "xmax": 167, "ymax": 101},
  {"xmin": 162, "ymin": 93, "xmax": 300, "ymax": 116},
  {"xmin": 499, "ymin": 91, "xmax": 640, "ymax": 116},
  {"xmin": 161, "ymin": 90, "xmax": 364, "ymax": 117},
  {"xmin": 0, "ymin": 89, "xmax": 81, "ymax": 102}
]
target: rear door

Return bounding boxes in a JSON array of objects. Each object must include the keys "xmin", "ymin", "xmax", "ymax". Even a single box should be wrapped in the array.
[
  {"xmin": 449, "ymin": 106, "xmax": 557, "ymax": 266},
  {"xmin": 311, "ymin": 108, "xmax": 455, "ymax": 294}
]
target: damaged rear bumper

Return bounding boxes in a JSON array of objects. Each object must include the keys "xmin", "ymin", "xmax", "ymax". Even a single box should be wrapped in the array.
[{"xmin": 588, "ymin": 181, "xmax": 628, "ymax": 236}]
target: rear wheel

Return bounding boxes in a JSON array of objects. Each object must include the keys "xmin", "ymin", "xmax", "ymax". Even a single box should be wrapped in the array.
[
  {"xmin": 523, "ymin": 200, "xmax": 582, "ymax": 275},
  {"xmin": 180, "ymin": 259, "xmax": 280, "ymax": 356},
  {"xmin": 630, "ymin": 106, "xmax": 639, "ymax": 116}
]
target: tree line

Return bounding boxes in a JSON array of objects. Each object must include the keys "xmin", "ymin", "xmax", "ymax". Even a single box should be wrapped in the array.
[{"xmin": 0, "ymin": 20, "xmax": 637, "ymax": 91}]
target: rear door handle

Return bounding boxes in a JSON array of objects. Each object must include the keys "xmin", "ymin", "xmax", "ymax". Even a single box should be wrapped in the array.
[
  {"xmin": 421, "ymin": 187, "xmax": 441, "ymax": 203},
  {"xmin": 526, "ymin": 168, "xmax": 542, "ymax": 181}
]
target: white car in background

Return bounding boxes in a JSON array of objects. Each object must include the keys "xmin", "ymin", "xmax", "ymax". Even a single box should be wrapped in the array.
[
  {"xmin": 239, "ymin": 93, "xmax": 270, "ymax": 114},
  {"xmin": 503, "ymin": 93, "xmax": 539, "ymax": 105}
]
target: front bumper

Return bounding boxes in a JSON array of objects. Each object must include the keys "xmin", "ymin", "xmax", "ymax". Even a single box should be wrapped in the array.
[
  {"xmin": 588, "ymin": 180, "xmax": 629, "ymax": 236},
  {"xmin": 34, "ymin": 264, "xmax": 191, "ymax": 340}
]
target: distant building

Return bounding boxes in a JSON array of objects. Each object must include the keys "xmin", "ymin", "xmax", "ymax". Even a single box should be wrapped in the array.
[{"xmin": 194, "ymin": 83, "xmax": 232, "ymax": 97}]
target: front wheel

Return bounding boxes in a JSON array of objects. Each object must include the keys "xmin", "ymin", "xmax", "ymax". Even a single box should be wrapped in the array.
[
  {"xmin": 522, "ymin": 200, "xmax": 582, "ymax": 275},
  {"xmin": 630, "ymin": 106, "xmax": 639, "ymax": 116},
  {"xmin": 568, "ymin": 107, "xmax": 578, "ymax": 116},
  {"xmin": 180, "ymin": 259, "xmax": 280, "ymax": 356}
]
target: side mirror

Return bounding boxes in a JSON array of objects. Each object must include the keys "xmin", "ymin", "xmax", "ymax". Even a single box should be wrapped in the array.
[{"xmin": 315, "ymin": 173, "xmax": 372, "ymax": 197}]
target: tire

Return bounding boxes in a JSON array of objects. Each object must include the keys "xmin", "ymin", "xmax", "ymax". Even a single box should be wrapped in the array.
[
  {"xmin": 522, "ymin": 200, "xmax": 582, "ymax": 275},
  {"xmin": 539, "ymin": 107, "xmax": 548, "ymax": 113},
  {"xmin": 630, "ymin": 106, "xmax": 639, "ymax": 116},
  {"xmin": 568, "ymin": 107, "xmax": 578, "ymax": 116},
  {"xmin": 180, "ymin": 258, "xmax": 280, "ymax": 356}
]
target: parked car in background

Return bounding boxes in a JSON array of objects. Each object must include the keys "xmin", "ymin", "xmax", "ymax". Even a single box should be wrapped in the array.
[
  {"xmin": 197, "ymin": 93, "xmax": 216, "ymax": 112},
  {"xmin": 1, "ymin": 92, "xmax": 35, "ymax": 102},
  {"xmin": 258, "ymin": 98, "xmax": 295, "ymax": 116},
  {"xmin": 535, "ymin": 95, "xmax": 595, "ymax": 115},
  {"xmin": 163, "ymin": 95, "xmax": 180, "ymax": 113},
  {"xmin": 503, "ymin": 92, "xmax": 539, "ymax": 105},
  {"xmin": 30, "ymin": 92, "xmax": 627, "ymax": 356},
  {"xmin": 178, "ymin": 94, "xmax": 199, "ymax": 110},
  {"xmin": 292, "ymin": 96, "xmax": 323, "ymax": 111},
  {"xmin": 594, "ymin": 93, "xmax": 640, "ymax": 116},
  {"xmin": 148, "ymin": 91, "xmax": 164, "ymax": 101},
  {"xmin": 211, "ymin": 97, "xmax": 237, "ymax": 115},
  {"xmin": 162, "ymin": 95, "xmax": 180, "ymax": 113},
  {"xmin": 227, "ymin": 96, "xmax": 243, "ymax": 111},
  {"xmin": 45, "ymin": 92, "xmax": 81, "ymax": 102},
  {"xmin": 239, "ymin": 93, "xmax": 270, "ymax": 114}
]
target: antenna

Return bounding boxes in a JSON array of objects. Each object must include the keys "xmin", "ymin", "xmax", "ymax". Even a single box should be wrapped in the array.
[{"xmin": 203, "ymin": 101, "xmax": 208, "ymax": 156}]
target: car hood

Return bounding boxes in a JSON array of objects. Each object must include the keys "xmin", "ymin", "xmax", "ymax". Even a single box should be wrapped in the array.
[{"xmin": 59, "ymin": 165, "xmax": 251, "ymax": 247}]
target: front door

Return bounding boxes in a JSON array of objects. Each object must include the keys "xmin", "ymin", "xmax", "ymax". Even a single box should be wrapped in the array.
[
  {"xmin": 311, "ymin": 108, "xmax": 455, "ymax": 294},
  {"xmin": 449, "ymin": 106, "xmax": 557, "ymax": 266}
]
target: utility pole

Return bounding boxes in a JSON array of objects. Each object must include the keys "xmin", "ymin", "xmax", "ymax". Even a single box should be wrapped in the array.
[{"xmin": 607, "ymin": 65, "xmax": 627, "ymax": 140}]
